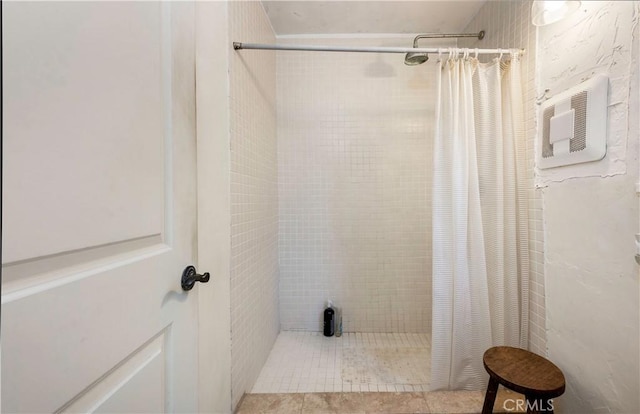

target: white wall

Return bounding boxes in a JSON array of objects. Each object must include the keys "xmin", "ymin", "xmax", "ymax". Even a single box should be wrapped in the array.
[
  {"xmin": 228, "ymin": 2, "xmax": 279, "ymax": 410},
  {"xmin": 459, "ymin": 0, "xmax": 547, "ymax": 356},
  {"xmin": 277, "ymin": 36, "xmax": 449, "ymax": 333},
  {"xmin": 536, "ymin": 2, "xmax": 640, "ymax": 413},
  {"xmin": 195, "ymin": 2, "xmax": 233, "ymax": 412}
]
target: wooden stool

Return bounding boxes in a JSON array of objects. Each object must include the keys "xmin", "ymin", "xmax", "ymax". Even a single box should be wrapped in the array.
[{"xmin": 482, "ymin": 346, "xmax": 565, "ymax": 414}]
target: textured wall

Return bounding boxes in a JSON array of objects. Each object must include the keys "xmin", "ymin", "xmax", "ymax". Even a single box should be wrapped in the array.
[
  {"xmin": 229, "ymin": 1, "xmax": 279, "ymax": 409},
  {"xmin": 277, "ymin": 36, "xmax": 450, "ymax": 333},
  {"xmin": 537, "ymin": 2, "xmax": 639, "ymax": 413},
  {"xmin": 460, "ymin": 0, "xmax": 546, "ymax": 356}
]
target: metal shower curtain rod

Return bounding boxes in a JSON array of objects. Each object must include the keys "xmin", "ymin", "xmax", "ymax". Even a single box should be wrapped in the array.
[
  {"xmin": 233, "ymin": 30, "xmax": 522, "ymax": 56},
  {"xmin": 232, "ymin": 42, "xmax": 522, "ymax": 56}
]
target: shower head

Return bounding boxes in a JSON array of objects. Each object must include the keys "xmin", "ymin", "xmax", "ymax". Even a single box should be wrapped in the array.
[
  {"xmin": 404, "ymin": 51, "xmax": 429, "ymax": 66},
  {"xmin": 403, "ymin": 31, "xmax": 485, "ymax": 66},
  {"xmin": 404, "ymin": 35, "xmax": 429, "ymax": 66}
]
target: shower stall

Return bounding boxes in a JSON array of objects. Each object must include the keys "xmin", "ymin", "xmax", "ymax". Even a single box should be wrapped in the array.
[
  {"xmin": 231, "ymin": 35, "xmax": 444, "ymax": 400},
  {"xmin": 228, "ymin": 1, "xmax": 529, "ymax": 409}
]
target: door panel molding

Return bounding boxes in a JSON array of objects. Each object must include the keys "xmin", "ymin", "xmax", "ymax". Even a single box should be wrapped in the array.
[
  {"xmin": 2, "ymin": 241, "xmax": 169, "ymax": 304},
  {"xmin": 2, "ymin": 234, "xmax": 163, "ymax": 283},
  {"xmin": 58, "ymin": 328, "xmax": 169, "ymax": 414}
]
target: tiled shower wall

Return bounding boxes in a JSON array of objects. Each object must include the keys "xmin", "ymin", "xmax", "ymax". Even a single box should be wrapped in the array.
[
  {"xmin": 229, "ymin": 2, "xmax": 279, "ymax": 409},
  {"xmin": 459, "ymin": 0, "xmax": 546, "ymax": 355},
  {"xmin": 277, "ymin": 36, "xmax": 454, "ymax": 333}
]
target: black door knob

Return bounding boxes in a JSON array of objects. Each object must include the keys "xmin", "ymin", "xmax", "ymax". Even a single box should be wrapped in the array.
[{"xmin": 181, "ymin": 265, "xmax": 210, "ymax": 291}]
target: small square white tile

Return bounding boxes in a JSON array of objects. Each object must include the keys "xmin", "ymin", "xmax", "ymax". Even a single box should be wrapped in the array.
[{"xmin": 250, "ymin": 331, "xmax": 430, "ymax": 394}]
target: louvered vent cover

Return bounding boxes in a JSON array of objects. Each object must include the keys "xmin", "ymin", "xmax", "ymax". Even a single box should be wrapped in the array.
[{"xmin": 537, "ymin": 75, "xmax": 608, "ymax": 169}]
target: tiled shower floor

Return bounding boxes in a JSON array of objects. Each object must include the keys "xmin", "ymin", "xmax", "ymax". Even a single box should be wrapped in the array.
[{"xmin": 251, "ymin": 331, "xmax": 431, "ymax": 394}]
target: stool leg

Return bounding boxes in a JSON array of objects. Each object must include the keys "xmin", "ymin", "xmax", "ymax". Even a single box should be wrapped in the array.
[{"xmin": 481, "ymin": 377, "xmax": 499, "ymax": 414}]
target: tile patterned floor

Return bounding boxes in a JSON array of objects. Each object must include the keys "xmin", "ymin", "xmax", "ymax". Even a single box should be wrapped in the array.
[
  {"xmin": 236, "ymin": 389, "xmax": 527, "ymax": 414},
  {"xmin": 251, "ymin": 332, "xmax": 431, "ymax": 394}
]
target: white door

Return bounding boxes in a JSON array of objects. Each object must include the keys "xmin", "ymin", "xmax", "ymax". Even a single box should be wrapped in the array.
[{"xmin": 2, "ymin": 2, "xmax": 205, "ymax": 412}]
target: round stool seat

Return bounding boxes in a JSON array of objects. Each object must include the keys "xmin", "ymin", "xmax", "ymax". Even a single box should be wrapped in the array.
[{"xmin": 481, "ymin": 346, "xmax": 565, "ymax": 414}]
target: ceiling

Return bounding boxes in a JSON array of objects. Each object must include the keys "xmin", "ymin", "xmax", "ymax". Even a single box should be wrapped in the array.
[{"xmin": 262, "ymin": 1, "xmax": 487, "ymax": 36}]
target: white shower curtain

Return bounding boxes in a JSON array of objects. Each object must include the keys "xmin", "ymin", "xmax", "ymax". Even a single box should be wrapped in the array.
[{"xmin": 430, "ymin": 53, "xmax": 529, "ymax": 391}]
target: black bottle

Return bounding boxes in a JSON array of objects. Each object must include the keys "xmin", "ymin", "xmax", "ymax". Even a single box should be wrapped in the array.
[{"xmin": 323, "ymin": 301, "xmax": 335, "ymax": 337}]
